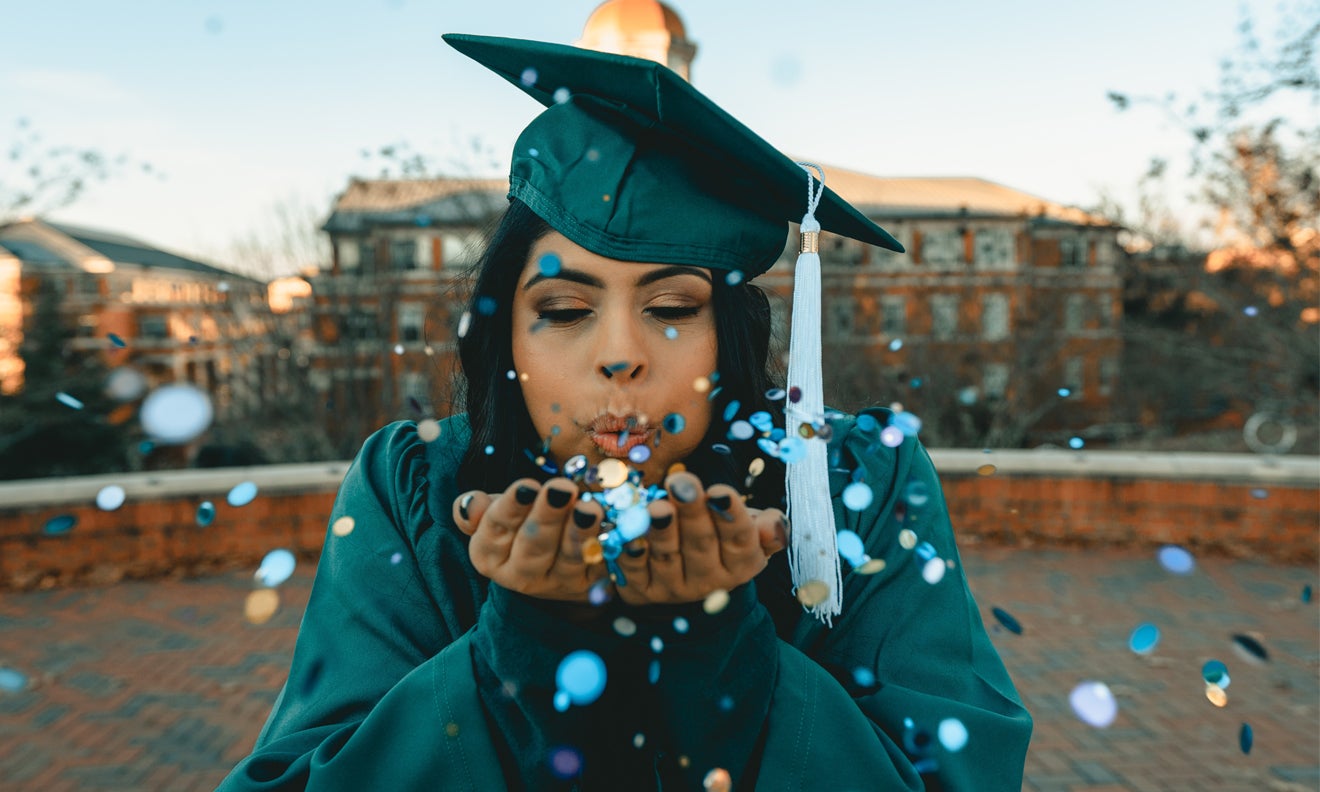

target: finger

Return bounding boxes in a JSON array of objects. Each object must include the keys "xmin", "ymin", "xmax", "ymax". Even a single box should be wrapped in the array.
[
  {"xmin": 706, "ymin": 485, "xmax": 763, "ymax": 575},
  {"xmin": 507, "ymin": 477, "xmax": 576, "ymax": 576},
  {"xmin": 643, "ymin": 501, "xmax": 680, "ymax": 580},
  {"xmin": 752, "ymin": 508, "xmax": 788, "ymax": 556},
  {"xmin": 557, "ymin": 496, "xmax": 603, "ymax": 571},
  {"xmin": 452, "ymin": 490, "xmax": 491, "ymax": 536},
  {"xmin": 470, "ymin": 478, "xmax": 540, "ymax": 573},
  {"xmin": 665, "ymin": 472, "xmax": 720, "ymax": 581}
]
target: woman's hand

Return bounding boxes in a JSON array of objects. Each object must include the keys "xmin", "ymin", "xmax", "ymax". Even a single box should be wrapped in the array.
[
  {"xmin": 453, "ymin": 478, "xmax": 608, "ymax": 602},
  {"xmin": 612, "ymin": 472, "xmax": 788, "ymax": 606}
]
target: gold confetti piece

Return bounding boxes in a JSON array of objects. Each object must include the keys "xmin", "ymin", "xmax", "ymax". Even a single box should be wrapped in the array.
[
  {"xmin": 976, "ymin": 463, "xmax": 997, "ymax": 477},
  {"xmin": 417, "ymin": 418, "xmax": 441, "ymax": 442},
  {"xmin": 331, "ymin": 516, "xmax": 355, "ymax": 537},
  {"xmin": 693, "ymin": 376, "xmax": 711, "ymax": 393},
  {"xmin": 748, "ymin": 458, "xmax": 765, "ymax": 477},
  {"xmin": 703, "ymin": 588, "xmax": 730, "ymax": 615},
  {"xmin": 582, "ymin": 537, "xmax": 605, "ymax": 565},
  {"xmin": 856, "ymin": 558, "xmax": 887, "ymax": 575},
  {"xmin": 795, "ymin": 580, "xmax": 830, "ymax": 607},
  {"xmin": 666, "ymin": 462, "xmax": 687, "ymax": 476},
  {"xmin": 678, "ymin": 755, "xmax": 691, "ymax": 768},
  {"xmin": 899, "ymin": 529, "xmax": 918, "ymax": 550},
  {"xmin": 244, "ymin": 589, "xmax": 280, "ymax": 624},
  {"xmin": 798, "ymin": 423, "xmax": 816, "ymax": 439},
  {"xmin": 598, "ymin": 458, "xmax": 629, "ymax": 489},
  {"xmin": 445, "ymin": 722, "xmax": 460, "ymax": 738},
  {"xmin": 703, "ymin": 768, "xmax": 732, "ymax": 792},
  {"xmin": 1206, "ymin": 684, "xmax": 1228, "ymax": 708}
]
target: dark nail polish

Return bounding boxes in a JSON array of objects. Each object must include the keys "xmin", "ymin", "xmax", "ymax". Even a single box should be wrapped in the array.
[
  {"xmin": 573, "ymin": 509, "xmax": 596, "ymax": 529},
  {"xmin": 707, "ymin": 494, "xmax": 732, "ymax": 511},
  {"xmin": 546, "ymin": 487, "xmax": 572, "ymax": 508},
  {"xmin": 515, "ymin": 485, "xmax": 538, "ymax": 505},
  {"xmin": 650, "ymin": 513, "xmax": 672, "ymax": 530},
  {"xmin": 459, "ymin": 493, "xmax": 474, "ymax": 520},
  {"xmin": 625, "ymin": 542, "xmax": 647, "ymax": 557}
]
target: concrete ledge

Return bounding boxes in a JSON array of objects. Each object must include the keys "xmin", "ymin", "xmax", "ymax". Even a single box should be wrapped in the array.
[{"xmin": 928, "ymin": 449, "xmax": 1319, "ymax": 485}]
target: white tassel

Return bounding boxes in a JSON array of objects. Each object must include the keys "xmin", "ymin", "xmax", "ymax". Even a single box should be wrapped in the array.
[{"xmin": 784, "ymin": 163, "xmax": 841, "ymax": 624}]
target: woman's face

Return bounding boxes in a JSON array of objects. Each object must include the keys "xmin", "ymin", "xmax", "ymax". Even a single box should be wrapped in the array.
[{"xmin": 511, "ymin": 231, "xmax": 717, "ymax": 486}]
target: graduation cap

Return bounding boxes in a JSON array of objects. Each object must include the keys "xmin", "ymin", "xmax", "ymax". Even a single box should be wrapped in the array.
[{"xmin": 444, "ymin": 33, "xmax": 903, "ymax": 622}]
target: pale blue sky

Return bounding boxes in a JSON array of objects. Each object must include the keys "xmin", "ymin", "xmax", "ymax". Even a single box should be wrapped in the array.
[{"xmin": 2, "ymin": 0, "xmax": 1281, "ymax": 272}]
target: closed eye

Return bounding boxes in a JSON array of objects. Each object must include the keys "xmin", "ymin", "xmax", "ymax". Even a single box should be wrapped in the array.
[
  {"xmin": 536, "ymin": 308, "xmax": 591, "ymax": 324},
  {"xmin": 648, "ymin": 306, "xmax": 701, "ymax": 321}
]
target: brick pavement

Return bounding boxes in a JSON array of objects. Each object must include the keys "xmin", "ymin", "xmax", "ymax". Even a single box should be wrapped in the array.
[{"xmin": 0, "ymin": 546, "xmax": 1316, "ymax": 791}]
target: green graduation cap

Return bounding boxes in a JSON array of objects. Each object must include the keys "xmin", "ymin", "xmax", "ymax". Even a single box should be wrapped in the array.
[
  {"xmin": 442, "ymin": 33, "xmax": 903, "ymax": 278},
  {"xmin": 444, "ymin": 33, "xmax": 897, "ymax": 623}
]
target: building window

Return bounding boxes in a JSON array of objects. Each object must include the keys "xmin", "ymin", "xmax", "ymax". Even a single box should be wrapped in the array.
[
  {"xmin": 139, "ymin": 315, "xmax": 168, "ymax": 340},
  {"xmin": 931, "ymin": 294, "xmax": 959, "ymax": 340},
  {"xmin": 390, "ymin": 239, "xmax": 417, "ymax": 271},
  {"xmin": 974, "ymin": 229, "xmax": 1014, "ymax": 268},
  {"xmin": 76, "ymin": 315, "xmax": 98, "ymax": 338},
  {"xmin": 357, "ymin": 241, "xmax": 376, "ymax": 273},
  {"xmin": 875, "ymin": 227, "xmax": 912, "ymax": 269},
  {"xmin": 881, "ymin": 295, "xmax": 906, "ymax": 335},
  {"xmin": 1060, "ymin": 237, "xmax": 1086, "ymax": 268},
  {"xmin": 981, "ymin": 293, "xmax": 1010, "ymax": 340},
  {"xmin": 923, "ymin": 230, "xmax": 963, "ymax": 267},
  {"xmin": 398, "ymin": 303, "xmax": 425, "ymax": 344},
  {"xmin": 983, "ymin": 363, "xmax": 1010, "ymax": 399},
  {"xmin": 1064, "ymin": 294, "xmax": 1086, "ymax": 333},
  {"xmin": 339, "ymin": 240, "xmax": 360, "ymax": 272},
  {"xmin": 1064, "ymin": 357, "xmax": 1084, "ymax": 396},
  {"xmin": 826, "ymin": 297, "xmax": 854, "ymax": 340},
  {"xmin": 441, "ymin": 232, "xmax": 480, "ymax": 268},
  {"xmin": 1099, "ymin": 357, "xmax": 1118, "ymax": 397},
  {"xmin": 1095, "ymin": 295, "xmax": 1113, "ymax": 329},
  {"xmin": 343, "ymin": 312, "xmax": 379, "ymax": 341}
]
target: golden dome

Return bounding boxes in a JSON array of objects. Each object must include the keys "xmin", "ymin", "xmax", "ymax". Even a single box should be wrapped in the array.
[{"xmin": 581, "ymin": 0, "xmax": 686, "ymax": 40}]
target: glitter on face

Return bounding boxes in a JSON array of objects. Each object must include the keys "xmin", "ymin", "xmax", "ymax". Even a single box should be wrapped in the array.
[
  {"xmin": 538, "ymin": 252, "xmax": 562, "ymax": 276},
  {"xmin": 96, "ymin": 485, "xmax": 126, "ymax": 511},
  {"xmin": 1157, "ymin": 545, "xmax": 1195, "ymax": 575},
  {"xmin": 665, "ymin": 326, "xmax": 678, "ymax": 339},
  {"xmin": 556, "ymin": 650, "xmax": 607, "ymax": 707},
  {"xmin": 331, "ymin": 516, "xmax": 355, "ymax": 537},
  {"xmin": 1129, "ymin": 623, "xmax": 1160, "ymax": 655},
  {"xmin": 255, "ymin": 549, "xmax": 296, "ymax": 588},
  {"xmin": 1069, "ymin": 681, "xmax": 1117, "ymax": 727},
  {"xmin": 227, "ymin": 481, "xmax": 258, "ymax": 507}
]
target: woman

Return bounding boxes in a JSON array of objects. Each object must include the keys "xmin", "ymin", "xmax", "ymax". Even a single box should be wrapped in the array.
[{"xmin": 219, "ymin": 34, "xmax": 1031, "ymax": 791}]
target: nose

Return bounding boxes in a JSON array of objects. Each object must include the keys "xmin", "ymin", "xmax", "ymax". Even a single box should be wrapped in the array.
[{"xmin": 594, "ymin": 308, "xmax": 648, "ymax": 382}]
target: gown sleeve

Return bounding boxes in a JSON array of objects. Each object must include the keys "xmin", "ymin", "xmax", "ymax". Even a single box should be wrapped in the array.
[
  {"xmin": 215, "ymin": 420, "xmax": 504, "ymax": 791},
  {"xmin": 759, "ymin": 413, "xmax": 1033, "ymax": 790}
]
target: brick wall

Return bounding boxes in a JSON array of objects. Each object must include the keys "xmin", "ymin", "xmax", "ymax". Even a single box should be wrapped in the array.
[{"xmin": 0, "ymin": 452, "xmax": 1314, "ymax": 591}]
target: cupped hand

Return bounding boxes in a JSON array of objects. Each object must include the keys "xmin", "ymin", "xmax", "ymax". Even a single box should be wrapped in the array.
[
  {"xmin": 452, "ymin": 477, "xmax": 608, "ymax": 602},
  {"xmin": 612, "ymin": 472, "xmax": 788, "ymax": 606}
]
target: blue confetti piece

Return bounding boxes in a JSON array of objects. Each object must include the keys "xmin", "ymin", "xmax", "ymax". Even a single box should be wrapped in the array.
[{"xmin": 992, "ymin": 607, "xmax": 1023, "ymax": 635}]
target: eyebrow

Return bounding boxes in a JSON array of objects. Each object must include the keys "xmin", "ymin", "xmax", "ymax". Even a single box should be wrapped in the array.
[{"xmin": 522, "ymin": 264, "xmax": 712, "ymax": 291}]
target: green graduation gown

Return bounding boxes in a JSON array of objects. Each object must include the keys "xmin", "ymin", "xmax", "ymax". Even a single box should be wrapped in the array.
[{"xmin": 217, "ymin": 413, "xmax": 1031, "ymax": 790}]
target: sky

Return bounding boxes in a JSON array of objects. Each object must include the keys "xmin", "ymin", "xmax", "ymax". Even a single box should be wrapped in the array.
[{"xmin": 1, "ymin": 0, "xmax": 1294, "ymax": 275}]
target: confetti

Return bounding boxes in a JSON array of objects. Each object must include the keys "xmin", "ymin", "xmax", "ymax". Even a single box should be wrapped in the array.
[
  {"xmin": 331, "ymin": 516, "xmax": 355, "ymax": 537},
  {"xmin": 556, "ymin": 651, "xmax": 606, "ymax": 707},
  {"xmin": 1070, "ymin": 681, "xmax": 1117, "ymax": 728},
  {"xmin": 244, "ymin": 589, "xmax": 280, "ymax": 624},
  {"xmin": 976, "ymin": 463, "xmax": 997, "ymax": 476},
  {"xmin": 55, "ymin": 392, "xmax": 84, "ymax": 410},
  {"xmin": 1201, "ymin": 660, "xmax": 1228, "ymax": 686},
  {"xmin": 898, "ymin": 529, "xmax": 918, "ymax": 550},
  {"xmin": 196, "ymin": 501, "xmax": 216, "ymax": 527},
  {"xmin": 0, "ymin": 667, "xmax": 29, "ymax": 693},
  {"xmin": 43, "ymin": 514, "xmax": 76, "ymax": 535},
  {"xmin": 842, "ymin": 482, "xmax": 873, "ymax": 511},
  {"xmin": 1129, "ymin": 623, "xmax": 1160, "ymax": 655},
  {"xmin": 1205, "ymin": 684, "xmax": 1228, "ymax": 707},
  {"xmin": 140, "ymin": 384, "xmax": 213, "ymax": 444},
  {"xmin": 991, "ymin": 607, "xmax": 1023, "ymax": 635},
  {"xmin": 703, "ymin": 588, "xmax": 731, "ymax": 614},
  {"xmin": 795, "ymin": 580, "xmax": 830, "ymax": 607},
  {"xmin": 108, "ymin": 332, "xmax": 127, "ymax": 348},
  {"xmin": 1157, "ymin": 546, "xmax": 1195, "ymax": 575},
  {"xmin": 1231, "ymin": 634, "xmax": 1269, "ymax": 664},
  {"xmin": 921, "ymin": 557, "xmax": 946, "ymax": 584},
  {"xmin": 255, "ymin": 549, "xmax": 296, "ymax": 588},
  {"xmin": 227, "ymin": 481, "xmax": 258, "ymax": 507},
  {"xmin": 938, "ymin": 718, "xmax": 968, "ymax": 752},
  {"xmin": 548, "ymin": 746, "xmax": 582, "ymax": 779},
  {"xmin": 95, "ymin": 485, "xmax": 126, "ymax": 511},
  {"xmin": 1239, "ymin": 723, "xmax": 1253, "ymax": 754},
  {"xmin": 417, "ymin": 418, "xmax": 441, "ymax": 442},
  {"xmin": 703, "ymin": 768, "xmax": 732, "ymax": 792}
]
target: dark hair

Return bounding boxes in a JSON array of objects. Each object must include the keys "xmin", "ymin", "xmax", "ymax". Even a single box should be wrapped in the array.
[{"xmin": 455, "ymin": 198, "xmax": 786, "ymax": 509}]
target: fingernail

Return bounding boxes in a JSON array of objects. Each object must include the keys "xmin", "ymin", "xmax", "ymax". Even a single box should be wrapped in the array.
[
  {"xmin": 515, "ymin": 484, "xmax": 538, "ymax": 505},
  {"xmin": 625, "ymin": 542, "xmax": 647, "ymax": 558},
  {"xmin": 707, "ymin": 494, "xmax": 732, "ymax": 511},
  {"xmin": 459, "ymin": 492, "xmax": 474, "ymax": 520},
  {"xmin": 546, "ymin": 487, "xmax": 572, "ymax": 508},
  {"xmin": 650, "ymin": 513, "xmax": 672, "ymax": 530},
  {"xmin": 669, "ymin": 478, "xmax": 698, "ymax": 503},
  {"xmin": 573, "ymin": 509, "xmax": 596, "ymax": 529}
]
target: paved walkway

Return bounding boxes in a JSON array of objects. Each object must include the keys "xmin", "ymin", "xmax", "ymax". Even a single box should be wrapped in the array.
[{"xmin": 0, "ymin": 546, "xmax": 1316, "ymax": 791}]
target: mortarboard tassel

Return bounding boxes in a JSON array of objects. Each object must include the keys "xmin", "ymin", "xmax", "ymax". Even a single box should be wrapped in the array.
[{"xmin": 784, "ymin": 162, "xmax": 841, "ymax": 624}]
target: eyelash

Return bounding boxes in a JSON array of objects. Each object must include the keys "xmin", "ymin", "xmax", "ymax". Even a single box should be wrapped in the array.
[{"xmin": 536, "ymin": 306, "xmax": 701, "ymax": 324}]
